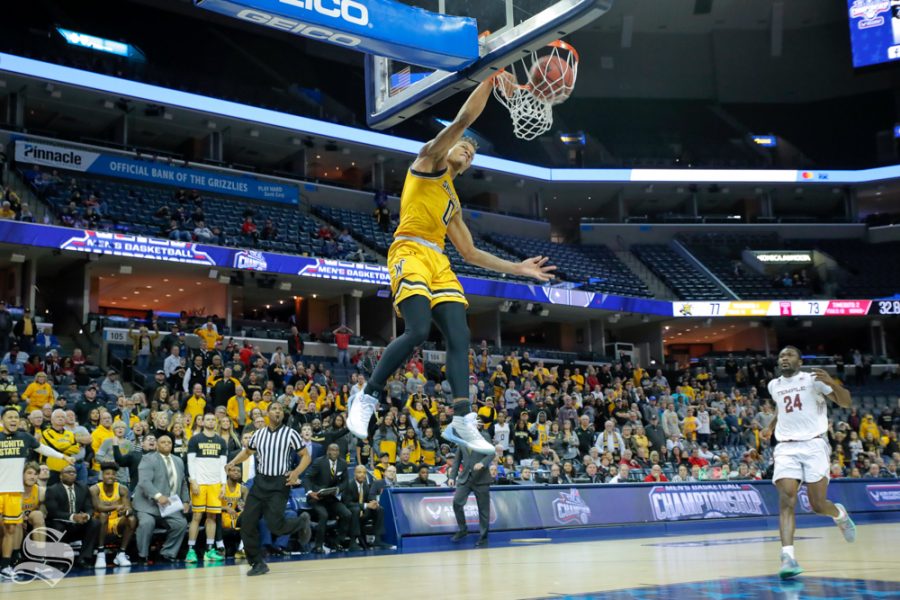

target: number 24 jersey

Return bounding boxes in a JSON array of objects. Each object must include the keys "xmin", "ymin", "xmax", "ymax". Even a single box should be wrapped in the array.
[{"xmin": 767, "ymin": 372, "xmax": 833, "ymax": 441}]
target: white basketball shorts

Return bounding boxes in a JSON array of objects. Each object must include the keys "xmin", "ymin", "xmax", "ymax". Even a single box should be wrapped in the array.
[{"xmin": 773, "ymin": 437, "xmax": 831, "ymax": 484}]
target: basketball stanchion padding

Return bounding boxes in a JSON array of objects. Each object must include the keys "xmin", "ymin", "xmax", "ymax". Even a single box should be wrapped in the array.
[{"xmin": 491, "ymin": 40, "xmax": 579, "ymax": 140}]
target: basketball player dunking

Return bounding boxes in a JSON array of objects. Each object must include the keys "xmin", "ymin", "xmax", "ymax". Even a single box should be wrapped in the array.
[
  {"xmin": 347, "ymin": 74, "xmax": 555, "ymax": 454},
  {"xmin": 762, "ymin": 346, "xmax": 856, "ymax": 579}
]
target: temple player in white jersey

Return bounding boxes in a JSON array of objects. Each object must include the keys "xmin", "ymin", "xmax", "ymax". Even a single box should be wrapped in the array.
[{"xmin": 762, "ymin": 346, "xmax": 856, "ymax": 580}]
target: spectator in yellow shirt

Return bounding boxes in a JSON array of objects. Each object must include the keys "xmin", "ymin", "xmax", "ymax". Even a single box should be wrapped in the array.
[
  {"xmin": 183, "ymin": 383, "xmax": 207, "ymax": 426},
  {"xmin": 405, "ymin": 394, "xmax": 437, "ymax": 430},
  {"xmin": 490, "ymin": 365, "xmax": 508, "ymax": 399},
  {"xmin": 194, "ymin": 322, "xmax": 222, "ymax": 351},
  {"xmin": 91, "ymin": 411, "xmax": 115, "ymax": 471},
  {"xmin": 226, "ymin": 386, "xmax": 256, "ymax": 428},
  {"xmin": 682, "ymin": 407, "xmax": 699, "ymax": 442},
  {"xmin": 859, "ymin": 414, "xmax": 879, "ymax": 441},
  {"xmin": 571, "ymin": 368, "xmax": 585, "ymax": 389},
  {"xmin": 22, "ymin": 371, "xmax": 55, "ymax": 413}
]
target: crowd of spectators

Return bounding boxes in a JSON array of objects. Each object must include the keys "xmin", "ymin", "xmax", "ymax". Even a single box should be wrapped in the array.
[
  {"xmin": 2, "ymin": 319, "xmax": 898, "ymax": 575},
  {"xmin": 0, "ymin": 185, "xmax": 36, "ymax": 224}
]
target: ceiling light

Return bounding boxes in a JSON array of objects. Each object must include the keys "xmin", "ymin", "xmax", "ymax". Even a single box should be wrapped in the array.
[
  {"xmin": 178, "ymin": 288, "xmax": 184, "ymax": 292},
  {"xmin": 165, "ymin": 294, "xmax": 171, "ymax": 297},
  {"xmin": 163, "ymin": 278, "xmax": 169, "ymax": 282}
]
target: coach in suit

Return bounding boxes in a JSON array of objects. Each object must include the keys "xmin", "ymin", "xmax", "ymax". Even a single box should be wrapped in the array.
[
  {"xmin": 45, "ymin": 464, "xmax": 100, "ymax": 568},
  {"xmin": 303, "ymin": 443, "xmax": 351, "ymax": 552},
  {"xmin": 342, "ymin": 465, "xmax": 388, "ymax": 549},
  {"xmin": 133, "ymin": 433, "xmax": 190, "ymax": 562},
  {"xmin": 449, "ymin": 443, "xmax": 493, "ymax": 547}
]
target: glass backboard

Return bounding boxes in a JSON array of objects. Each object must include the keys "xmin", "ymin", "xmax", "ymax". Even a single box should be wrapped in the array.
[{"xmin": 365, "ymin": 0, "xmax": 613, "ymax": 129}]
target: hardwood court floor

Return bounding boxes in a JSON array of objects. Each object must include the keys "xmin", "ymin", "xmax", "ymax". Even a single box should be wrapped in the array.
[{"xmin": 6, "ymin": 523, "xmax": 899, "ymax": 599}]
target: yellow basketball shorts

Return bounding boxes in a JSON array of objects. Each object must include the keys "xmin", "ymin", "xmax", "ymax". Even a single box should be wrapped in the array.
[
  {"xmin": 191, "ymin": 483, "xmax": 223, "ymax": 513},
  {"xmin": 0, "ymin": 492, "xmax": 23, "ymax": 525},
  {"xmin": 387, "ymin": 239, "xmax": 467, "ymax": 315}
]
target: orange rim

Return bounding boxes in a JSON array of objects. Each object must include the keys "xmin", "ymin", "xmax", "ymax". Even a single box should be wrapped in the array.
[{"xmin": 492, "ymin": 39, "xmax": 579, "ymax": 94}]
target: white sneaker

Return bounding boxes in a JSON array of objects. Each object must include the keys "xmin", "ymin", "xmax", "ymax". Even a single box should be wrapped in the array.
[
  {"xmin": 113, "ymin": 552, "xmax": 132, "ymax": 567},
  {"xmin": 94, "ymin": 553, "xmax": 107, "ymax": 570},
  {"xmin": 442, "ymin": 413, "xmax": 495, "ymax": 454},
  {"xmin": 347, "ymin": 389, "xmax": 377, "ymax": 438},
  {"xmin": 0, "ymin": 566, "xmax": 18, "ymax": 581}
]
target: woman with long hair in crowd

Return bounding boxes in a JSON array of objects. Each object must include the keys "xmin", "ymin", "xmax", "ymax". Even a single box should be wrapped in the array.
[
  {"xmin": 218, "ymin": 415, "xmax": 243, "ymax": 458},
  {"xmin": 374, "ymin": 413, "xmax": 399, "ymax": 463},
  {"xmin": 153, "ymin": 386, "xmax": 170, "ymax": 410},
  {"xmin": 419, "ymin": 426, "xmax": 439, "ymax": 466},
  {"xmin": 558, "ymin": 419, "xmax": 580, "ymax": 460},
  {"xmin": 400, "ymin": 426, "xmax": 422, "ymax": 464},
  {"xmin": 86, "ymin": 407, "xmax": 101, "ymax": 432},
  {"xmin": 170, "ymin": 420, "xmax": 189, "ymax": 462}
]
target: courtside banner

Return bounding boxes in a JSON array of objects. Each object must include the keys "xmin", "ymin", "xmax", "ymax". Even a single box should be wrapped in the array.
[
  {"xmin": 0, "ymin": 221, "xmax": 674, "ymax": 314},
  {"xmin": 194, "ymin": 0, "xmax": 479, "ymax": 71},
  {"xmin": 386, "ymin": 479, "xmax": 900, "ymax": 536},
  {"xmin": 389, "ymin": 487, "xmax": 540, "ymax": 534},
  {"xmin": 0, "ymin": 221, "xmax": 884, "ymax": 318},
  {"xmin": 14, "ymin": 140, "xmax": 298, "ymax": 204}
]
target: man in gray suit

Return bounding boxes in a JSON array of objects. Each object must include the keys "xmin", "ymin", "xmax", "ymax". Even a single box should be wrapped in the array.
[
  {"xmin": 448, "ymin": 442, "xmax": 493, "ymax": 547},
  {"xmin": 133, "ymin": 433, "xmax": 190, "ymax": 563}
]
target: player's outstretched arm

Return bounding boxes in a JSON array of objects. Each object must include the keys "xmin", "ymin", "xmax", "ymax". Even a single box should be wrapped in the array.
[
  {"xmin": 447, "ymin": 213, "xmax": 556, "ymax": 282},
  {"xmin": 812, "ymin": 368, "xmax": 852, "ymax": 408},
  {"xmin": 415, "ymin": 78, "xmax": 496, "ymax": 169}
]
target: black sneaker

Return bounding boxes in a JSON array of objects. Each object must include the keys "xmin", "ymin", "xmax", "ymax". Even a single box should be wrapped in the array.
[
  {"xmin": 450, "ymin": 531, "xmax": 468, "ymax": 542},
  {"xmin": 293, "ymin": 513, "xmax": 312, "ymax": 545},
  {"xmin": 475, "ymin": 536, "xmax": 489, "ymax": 548},
  {"xmin": 247, "ymin": 562, "xmax": 270, "ymax": 577}
]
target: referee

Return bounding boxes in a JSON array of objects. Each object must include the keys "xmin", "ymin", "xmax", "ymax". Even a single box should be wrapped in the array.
[{"xmin": 225, "ymin": 402, "xmax": 311, "ymax": 576}]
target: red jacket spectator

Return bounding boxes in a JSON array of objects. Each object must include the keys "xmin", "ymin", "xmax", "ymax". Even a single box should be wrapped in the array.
[
  {"xmin": 241, "ymin": 217, "xmax": 258, "ymax": 235},
  {"xmin": 334, "ymin": 330, "xmax": 351, "ymax": 351},
  {"xmin": 239, "ymin": 343, "xmax": 253, "ymax": 368},
  {"xmin": 644, "ymin": 473, "xmax": 669, "ymax": 482},
  {"xmin": 688, "ymin": 455, "xmax": 709, "ymax": 468}
]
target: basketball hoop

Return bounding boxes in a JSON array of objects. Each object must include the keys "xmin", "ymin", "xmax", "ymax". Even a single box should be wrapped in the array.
[{"xmin": 492, "ymin": 40, "xmax": 579, "ymax": 141}]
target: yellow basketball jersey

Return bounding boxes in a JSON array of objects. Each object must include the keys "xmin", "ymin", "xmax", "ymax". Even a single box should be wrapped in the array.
[
  {"xmin": 394, "ymin": 168, "xmax": 461, "ymax": 251},
  {"xmin": 223, "ymin": 482, "xmax": 242, "ymax": 509},
  {"xmin": 98, "ymin": 482, "xmax": 121, "ymax": 519},
  {"xmin": 22, "ymin": 485, "xmax": 39, "ymax": 513}
]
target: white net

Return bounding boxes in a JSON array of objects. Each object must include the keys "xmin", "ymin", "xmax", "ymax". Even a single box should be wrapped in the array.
[{"xmin": 492, "ymin": 40, "xmax": 579, "ymax": 141}]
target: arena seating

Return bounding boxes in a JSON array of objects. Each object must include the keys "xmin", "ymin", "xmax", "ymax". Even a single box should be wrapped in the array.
[
  {"xmin": 631, "ymin": 244, "xmax": 729, "ymax": 300},
  {"xmin": 313, "ymin": 206, "xmax": 535, "ymax": 284},
  {"xmin": 678, "ymin": 233, "xmax": 813, "ymax": 299},
  {"xmin": 22, "ymin": 171, "xmax": 377, "ymax": 263},
  {"xmin": 813, "ymin": 240, "xmax": 900, "ymax": 299},
  {"xmin": 488, "ymin": 234, "xmax": 652, "ymax": 297}
]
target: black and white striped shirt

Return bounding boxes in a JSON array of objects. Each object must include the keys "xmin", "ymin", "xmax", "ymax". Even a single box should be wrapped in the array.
[{"xmin": 248, "ymin": 425, "xmax": 303, "ymax": 476}]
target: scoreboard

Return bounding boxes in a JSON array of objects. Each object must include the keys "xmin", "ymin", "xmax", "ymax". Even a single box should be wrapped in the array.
[{"xmin": 848, "ymin": 0, "xmax": 900, "ymax": 68}]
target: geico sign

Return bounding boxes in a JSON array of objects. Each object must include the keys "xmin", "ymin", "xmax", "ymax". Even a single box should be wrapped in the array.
[
  {"xmin": 237, "ymin": 9, "xmax": 362, "ymax": 47},
  {"xmin": 279, "ymin": 0, "xmax": 369, "ymax": 26}
]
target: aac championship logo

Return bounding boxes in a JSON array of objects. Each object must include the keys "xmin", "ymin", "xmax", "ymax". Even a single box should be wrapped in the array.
[
  {"xmin": 233, "ymin": 250, "xmax": 268, "ymax": 271},
  {"xmin": 552, "ymin": 488, "xmax": 591, "ymax": 525}
]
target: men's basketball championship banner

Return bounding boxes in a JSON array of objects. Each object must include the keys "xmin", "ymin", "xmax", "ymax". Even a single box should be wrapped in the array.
[
  {"xmin": 385, "ymin": 480, "xmax": 900, "ymax": 537},
  {"xmin": 194, "ymin": 0, "xmax": 480, "ymax": 70}
]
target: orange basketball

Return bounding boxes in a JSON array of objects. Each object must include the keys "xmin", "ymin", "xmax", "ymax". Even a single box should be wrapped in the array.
[{"xmin": 529, "ymin": 55, "xmax": 575, "ymax": 102}]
